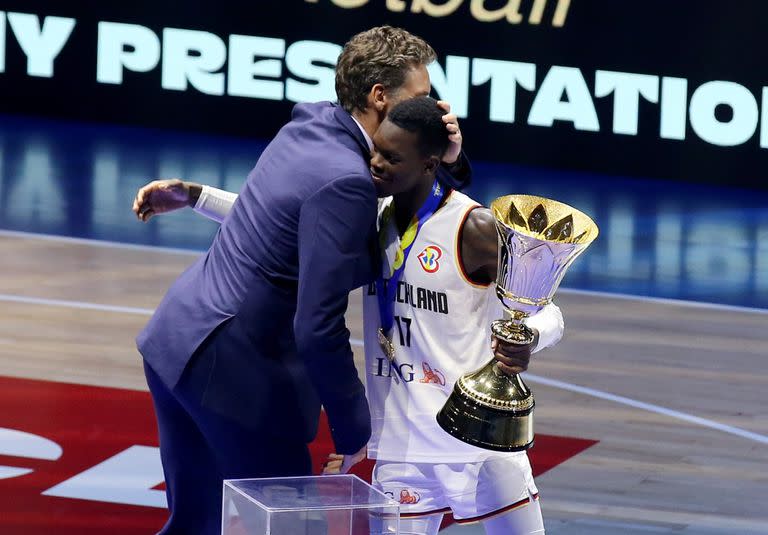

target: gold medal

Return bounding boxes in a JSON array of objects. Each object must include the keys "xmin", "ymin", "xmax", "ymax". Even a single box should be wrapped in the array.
[{"xmin": 377, "ymin": 327, "xmax": 396, "ymax": 362}]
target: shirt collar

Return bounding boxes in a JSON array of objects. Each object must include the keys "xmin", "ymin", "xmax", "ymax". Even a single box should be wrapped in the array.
[{"xmin": 351, "ymin": 115, "xmax": 374, "ymax": 153}]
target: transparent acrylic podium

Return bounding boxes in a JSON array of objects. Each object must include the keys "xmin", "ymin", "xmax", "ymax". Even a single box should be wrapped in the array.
[{"xmin": 222, "ymin": 474, "xmax": 400, "ymax": 535}]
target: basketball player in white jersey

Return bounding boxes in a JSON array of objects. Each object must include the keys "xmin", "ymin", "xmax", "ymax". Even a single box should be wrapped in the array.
[
  {"xmin": 325, "ymin": 97, "xmax": 560, "ymax": 535},
  {"xmin": 132, "ymin": 97, "xmax": 562, "ymax": 534}
]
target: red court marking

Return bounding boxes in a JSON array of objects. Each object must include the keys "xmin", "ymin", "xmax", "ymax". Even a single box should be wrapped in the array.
[{"xmin": 0, "ymin": 376, "xmax": 596, "ymax": 534}]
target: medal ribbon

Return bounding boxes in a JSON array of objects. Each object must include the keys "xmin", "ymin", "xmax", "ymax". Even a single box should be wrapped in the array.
[{"xmin": 376, "ymin": 180, "xmax": 443, "ymax": 341}]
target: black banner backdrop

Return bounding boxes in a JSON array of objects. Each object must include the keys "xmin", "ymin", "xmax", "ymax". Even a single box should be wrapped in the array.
[{"xmin": 1, "ymin": 0, "xmax": 767, "ymax": 188}]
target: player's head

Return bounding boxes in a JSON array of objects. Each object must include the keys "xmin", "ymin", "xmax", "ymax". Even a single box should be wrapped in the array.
[
  {"xmin": 370, "ymin": 96, "xmax": 449, "ymax": 197},
  {"xmin": 335, "ymin": 26, "xmax": 434, "ymax": 118}
]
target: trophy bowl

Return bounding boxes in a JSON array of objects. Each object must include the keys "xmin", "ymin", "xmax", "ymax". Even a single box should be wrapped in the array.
[{"xmin": 436, "ymin": 194, "xmax": 599, "ymax": 451}]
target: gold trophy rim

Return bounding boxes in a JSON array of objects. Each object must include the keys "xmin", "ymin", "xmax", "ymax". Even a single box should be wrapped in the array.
[{"xmin": 490, "ymin": 194, "xmax": 599, "ymax": 246}]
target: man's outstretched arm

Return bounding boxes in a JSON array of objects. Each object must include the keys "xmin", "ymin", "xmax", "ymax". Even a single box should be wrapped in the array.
[
  {"xmin": 133, "ymin": 179, "xmax": 238, "ymax": 223},
  {"xmin": 132, "ymin": 102, "xmax": 468, "ymax": 223}
]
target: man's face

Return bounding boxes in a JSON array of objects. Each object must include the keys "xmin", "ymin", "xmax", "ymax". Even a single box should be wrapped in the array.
[
  {"xmin": 383, "ymin": 65, "xmax": 431, "ymax": 114},
  {"xmin": 370, "ymin": 118, "xmax": 433, "ymax": 198}
]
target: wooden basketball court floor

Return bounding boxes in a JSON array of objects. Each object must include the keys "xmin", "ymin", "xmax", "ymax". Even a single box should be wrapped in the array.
[{"xmin": 1, "ymin": 229, "xmax": 766, "ymax": 534}]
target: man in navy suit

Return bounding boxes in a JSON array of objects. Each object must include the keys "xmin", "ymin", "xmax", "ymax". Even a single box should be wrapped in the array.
[{"xmin": 135, "ymin": 26, "xmax": 470, "ymax": 534}]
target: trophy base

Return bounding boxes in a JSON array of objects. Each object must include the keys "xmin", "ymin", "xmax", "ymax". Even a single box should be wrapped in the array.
[{"xmin": 436, "ymin": 382, "xmax": 534, "ymax": 452}]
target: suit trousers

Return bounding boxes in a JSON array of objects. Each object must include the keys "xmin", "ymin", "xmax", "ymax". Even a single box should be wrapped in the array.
[{"xmin": 144, "ymin": 328, "xmax": 312, "ymax": 535}]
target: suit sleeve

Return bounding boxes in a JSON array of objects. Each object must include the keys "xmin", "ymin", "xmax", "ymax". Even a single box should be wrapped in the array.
[
  {"xmin": 294, "ymin": 174, "xmax": 376, "ymax": 454},
  {"xmin": 438, "ymin": 151, "xmax": 473, "ymax": 191}
]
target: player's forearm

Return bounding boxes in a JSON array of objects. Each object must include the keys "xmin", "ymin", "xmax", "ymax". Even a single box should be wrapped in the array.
[
  {"xmin": 193, "ymin": 185, "xmax": 239, "ymax": 223},
  {"xmin": 524, "ymin": 302, "xmax": 564, "ymax": 353}
]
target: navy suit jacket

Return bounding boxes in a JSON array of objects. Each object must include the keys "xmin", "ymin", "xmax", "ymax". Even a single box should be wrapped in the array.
[{"xmin": 138, "ymin": 101, "xmax": 470, "ymax": 455}]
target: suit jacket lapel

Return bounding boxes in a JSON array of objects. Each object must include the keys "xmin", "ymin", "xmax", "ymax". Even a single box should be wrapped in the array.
[{"xmin": 330, "ymin": 104, "xmax": 380, "ymax": 281}]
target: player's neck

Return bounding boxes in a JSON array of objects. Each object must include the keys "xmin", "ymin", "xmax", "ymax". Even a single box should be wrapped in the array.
[{"xmin": 393, "ymin": 178, "xmax": 436, "ymax": 236}]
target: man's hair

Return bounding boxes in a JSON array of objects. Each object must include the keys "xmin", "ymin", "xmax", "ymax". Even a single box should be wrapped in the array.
[
  {"xmin": 335, "ymin": 26, "xmax": 436, "ymax": 113},
  {"xmin": 387, "ymin": 96, "xmax": 449, "ymax": 158}
]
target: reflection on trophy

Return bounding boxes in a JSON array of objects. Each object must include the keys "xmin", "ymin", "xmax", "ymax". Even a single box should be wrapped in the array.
[{"xmin": 437, "ymin": 194, "xmax": 599, "ymax": 451}]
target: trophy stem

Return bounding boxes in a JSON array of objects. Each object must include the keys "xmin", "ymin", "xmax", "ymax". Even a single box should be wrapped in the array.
[{"xmin": 491, "ymin": 318, "xmax": 534, "ymax": 345}]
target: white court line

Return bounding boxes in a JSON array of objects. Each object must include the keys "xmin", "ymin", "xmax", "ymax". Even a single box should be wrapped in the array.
[
  {"xmin": 349, "ymin": 338, "xmax": 768, "ymax": 444},
  {"xmin": 521, "ymin": 374, "xmax": 768, "ymax": 445},
  {"xmin": 345, "ymin": 342, "xmax": 768, "ymax": 445},
  {"xmin": 560, "ymin": 287, "xmax": 768, "ymax": 315},
  {"xmin": 0, "ymin": 229, "xmax": 202, "ymax": 256},
  {"xmin": 1, "ymin": 290, "xmax": 767, "ymax": 446},
  {"xmin": 0, "ymin": 294, "xmax": 155, "ymax": 315},
  {"xmin": 3, "ymin": 228, "xmax": 768, "ymax": 315}
]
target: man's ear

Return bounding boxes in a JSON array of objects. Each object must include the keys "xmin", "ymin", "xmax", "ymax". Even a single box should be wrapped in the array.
[{"xmin": 366, "ymin": 83, "xmax": 387, "ymax": 113}]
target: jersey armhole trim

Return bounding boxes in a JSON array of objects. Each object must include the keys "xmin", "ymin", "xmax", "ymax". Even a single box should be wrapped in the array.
[{"xmin": 455, "ymin": 204, "xmax": 492, "ymax": 289}]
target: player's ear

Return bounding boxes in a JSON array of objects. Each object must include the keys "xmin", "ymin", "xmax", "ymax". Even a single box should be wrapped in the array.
[{"xmin": 424, "ymin": 155, "xmax": 440, "ymax": 174}]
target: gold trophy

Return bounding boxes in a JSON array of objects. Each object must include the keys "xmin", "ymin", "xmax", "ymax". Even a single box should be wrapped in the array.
[{"xmin": 437, "ymin": 194, "xmax": 599, "ymax": 451}]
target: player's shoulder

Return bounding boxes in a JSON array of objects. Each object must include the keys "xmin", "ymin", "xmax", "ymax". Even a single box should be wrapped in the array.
[
  {"xmin": 445, "ymin": 189, "xmax": 481, "ymax": 209},
  {"xmin": 462, "ymin": 206, "xmax": 494, "ymax": 239},
  {"xmin": 441, "ymin": 190, "xmax": 489, "ymax": 230},
  {"xmin": 446, "ymin": 192, "xmax": 493, "ymax": 248}
]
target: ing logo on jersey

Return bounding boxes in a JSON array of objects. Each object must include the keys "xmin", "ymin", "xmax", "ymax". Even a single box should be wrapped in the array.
[{"xmin": 417, "ymin": 245, "xmax": 442, "ymax": 273}]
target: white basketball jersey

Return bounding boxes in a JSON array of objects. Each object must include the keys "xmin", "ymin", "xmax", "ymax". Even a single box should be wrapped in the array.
[{"xmin": 363, "ymin": 190, "xmax": 522, "ymax": 463}]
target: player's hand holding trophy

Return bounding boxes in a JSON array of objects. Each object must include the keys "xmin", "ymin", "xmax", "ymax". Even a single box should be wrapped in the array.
[{"xmin": 437, "ymin": 194, "xmax": 598, "ymax": 451}]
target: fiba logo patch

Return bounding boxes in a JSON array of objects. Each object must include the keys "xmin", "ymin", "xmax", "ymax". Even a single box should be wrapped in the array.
[{"xmin": 417, "ymin": 245, "xmax": 442, "ymax": 273}]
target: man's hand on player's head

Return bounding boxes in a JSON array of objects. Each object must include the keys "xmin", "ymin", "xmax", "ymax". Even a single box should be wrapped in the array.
[
  {"xmin": 132, "ymin": 179, "xmax": 201, "ymax": 222},
  {"xmin": 436, "ymin": 100, "xmax": 462, "ymax": 165}
]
